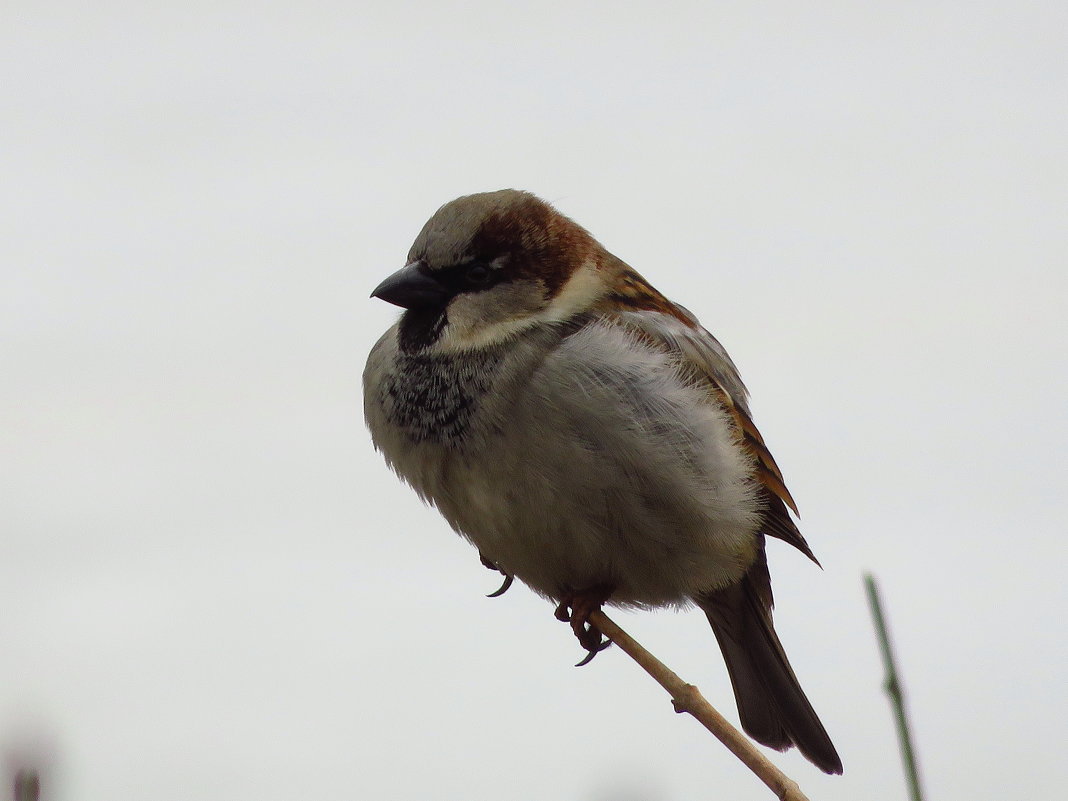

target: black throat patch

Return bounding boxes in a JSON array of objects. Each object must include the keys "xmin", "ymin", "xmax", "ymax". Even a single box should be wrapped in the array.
[{"xmin": 398, "ymin": 307, "xmax": 448, "ymax": 353}]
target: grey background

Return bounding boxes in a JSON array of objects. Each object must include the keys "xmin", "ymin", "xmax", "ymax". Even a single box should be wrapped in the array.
[{"xmin": 3, "ymin": 2, "xmax": 1066, "ymax": 799}]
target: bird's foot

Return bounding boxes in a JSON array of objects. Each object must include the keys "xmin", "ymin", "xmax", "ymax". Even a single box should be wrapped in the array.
[
  {"xmin": 554, "ymin": 584, "xmax": 615, "ymax": 666},
  {"xmin": 479, "ymin": 552, "xmax": 514, "ymax": 598}
]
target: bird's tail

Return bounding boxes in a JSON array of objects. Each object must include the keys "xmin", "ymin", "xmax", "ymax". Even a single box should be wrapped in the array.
[{"xmin": 698, "ymin": 555, "xmax": 843, "ymax": 775}]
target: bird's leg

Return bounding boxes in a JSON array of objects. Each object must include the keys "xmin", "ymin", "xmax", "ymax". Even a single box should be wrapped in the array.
[
  {"xmin": 554, "ymin": 584, "xmax": 616, "ymax": 665},
  {"xmin": 479, "ymin": 551, "xmax": 514, "ymax": 598}
]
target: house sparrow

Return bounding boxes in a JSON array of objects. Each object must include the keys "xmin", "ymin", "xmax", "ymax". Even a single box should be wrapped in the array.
[{"xmin": 363, "ymin": 190, "xmax": 842, "ymax": 774}]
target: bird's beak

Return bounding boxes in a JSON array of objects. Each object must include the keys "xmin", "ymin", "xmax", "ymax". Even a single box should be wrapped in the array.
[{"xmin": 370, "ymin": 262, "xmax": 450, "ymax": 309}]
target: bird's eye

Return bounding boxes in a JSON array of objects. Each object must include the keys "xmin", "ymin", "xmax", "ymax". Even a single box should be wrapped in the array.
[{"xmin": 465, "ymin": 264, "xmax": 492, "ymax": 285}]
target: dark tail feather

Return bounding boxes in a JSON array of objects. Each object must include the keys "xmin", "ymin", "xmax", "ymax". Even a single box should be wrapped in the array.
[{"xmin": 699, "ymin": 557, "xmax": 843, "ymax": 775}]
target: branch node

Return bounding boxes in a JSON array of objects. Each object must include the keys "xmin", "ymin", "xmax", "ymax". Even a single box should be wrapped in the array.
[{"xmin": 671, "ymin": 683, "xmax": 701, "ymax": 714}]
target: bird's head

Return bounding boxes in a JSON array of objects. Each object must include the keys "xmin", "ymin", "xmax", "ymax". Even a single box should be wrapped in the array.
[{"xmin": 372, "ymin": 190, "xmax": 611, "ymax": 353}]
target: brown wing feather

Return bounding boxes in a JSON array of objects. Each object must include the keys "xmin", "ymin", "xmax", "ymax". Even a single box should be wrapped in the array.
[
  {"xmin": 705, "ymin": 382, "xmax": 819, "ymax": 566},
  {"xmin": 595, "ymin": 265, "xmax": 819, "ymax": 565}
]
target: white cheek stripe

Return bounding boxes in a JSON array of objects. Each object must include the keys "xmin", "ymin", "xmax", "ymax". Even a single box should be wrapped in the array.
[
  {"xmin": 438, "ymin": 315, "xmax": 541, "ymax": 352},
  {"xmin": 541, "ymin": 259, "xmax": 604, "ymax": 322}
]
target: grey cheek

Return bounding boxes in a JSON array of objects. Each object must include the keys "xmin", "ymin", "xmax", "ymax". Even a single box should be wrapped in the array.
[{"xmin": 449, "ymin": 280, "xmax": 547, "ymax": 330}]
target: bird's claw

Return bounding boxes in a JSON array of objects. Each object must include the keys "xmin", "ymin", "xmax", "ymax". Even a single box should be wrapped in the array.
[
  {"xmin": 574, "ymin": 638, "xmax": 612, "ymax": 667},
  {"xmin": 479, "ymin": 552, "xmax": 514, "ymax": 598},
  {"xmin": 486, "ymin": 573, "xmax": 514, "ymax": 598},
  {"xmin": 555, "ymin": 584, "xmax": 615, "ymax": 666}
]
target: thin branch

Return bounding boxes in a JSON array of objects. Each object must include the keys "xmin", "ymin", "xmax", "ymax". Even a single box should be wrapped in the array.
[
  {"xmin": 589, "ymin": 609, "xmax": 811, "ymax": 801},
  {"xmin": 864, "ymin": 574, "xmax": 925, "ymax": 801},
  {"xmin": 13, "ymin": 769, "xmax": 40, "ymax": 801}
]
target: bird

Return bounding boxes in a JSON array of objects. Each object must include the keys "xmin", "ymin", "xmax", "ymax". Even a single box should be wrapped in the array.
[{"xmin": 363, "ymin": 189, "xmax": 843, "ymax": 774}]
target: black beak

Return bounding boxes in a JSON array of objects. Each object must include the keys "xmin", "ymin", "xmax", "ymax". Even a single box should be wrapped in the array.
[{"xmin": 370, "ymin": 262, "xmax": 450, "ymax": 309}]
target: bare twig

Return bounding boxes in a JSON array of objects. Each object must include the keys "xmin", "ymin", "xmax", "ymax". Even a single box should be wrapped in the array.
[
  {"xmin": 864, "ymin": 574, "xmax": 925, "ymax": 801},
  {"xmin": 13, "ymin": 769, "xmax": 40, "ymax": 801},
  {"xmin": 589, "ymin": 609, "xmax": 811, "ymax": 801}
]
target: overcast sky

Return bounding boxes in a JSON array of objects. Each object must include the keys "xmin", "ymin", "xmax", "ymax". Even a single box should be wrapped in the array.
[{"xmin": 3, "ymin": 2, "xmax": 1066, "ymax": 799}]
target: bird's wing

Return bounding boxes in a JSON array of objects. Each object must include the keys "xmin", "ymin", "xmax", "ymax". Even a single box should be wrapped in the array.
[{"xmin": 594, "ymin": 272, "xmax": 818, "ymax": 567}]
